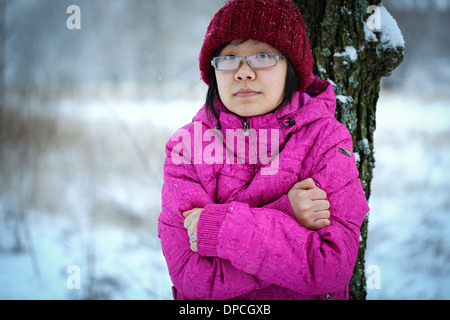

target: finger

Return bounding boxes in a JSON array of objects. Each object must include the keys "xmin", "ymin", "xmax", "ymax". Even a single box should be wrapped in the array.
[
  {"xmin": 190, "ymin": 232, "xmax": 198, "ymax": 252},
  {"xmin": 295, "ymin": 178, "xmax": 317, "ymax": 190},
  {"xmin": 310, "ymin": 218, "xmax": 331, "ymax": 230},
  {"xmin": 184, "ymin": 214, "xmax": 193, "ymax": 229},
  {"xmin": 313, "ymin": 209, "xmax": 331, "ymax": 220},
  {"xmin": 187, "ymin": 222, "xmax": 198, "ymax": 237},
  {"xmin": 311, "ymin": 200, "xmax": 330, "ymax": 212},
  {"xmin": 308, "ymin": 188, "xmax": 327, "ymax": 200},
  {"xmin": 182, "ymin": 209, "xmax": 195, "ymax": 218}
]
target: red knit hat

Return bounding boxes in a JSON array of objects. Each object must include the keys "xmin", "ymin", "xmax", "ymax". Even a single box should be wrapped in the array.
[{"xmin": 199, "ymin": 0, "xmax": 314, "ymax": 92}]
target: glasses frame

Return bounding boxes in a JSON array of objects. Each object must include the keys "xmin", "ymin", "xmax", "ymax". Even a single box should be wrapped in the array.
[{"xmin": 211, "ymin": 52, "xmax": 286, "ymax": 71}]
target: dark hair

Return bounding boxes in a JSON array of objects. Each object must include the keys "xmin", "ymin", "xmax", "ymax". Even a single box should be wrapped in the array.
[{"xmin": 205, "ymin": 45, "xmax": 298, "ymax": 122}]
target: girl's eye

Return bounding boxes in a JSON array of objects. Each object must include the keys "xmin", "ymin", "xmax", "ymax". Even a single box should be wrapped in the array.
[
  {"xmin": 224, "ymin": 55, "xmax": 236, "ymax": 61},
  {"xmin": 255, "ymin": 53, "xmax": 271, "ymax": 59}
]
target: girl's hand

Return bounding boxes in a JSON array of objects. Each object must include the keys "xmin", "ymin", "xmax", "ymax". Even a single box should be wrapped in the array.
[
  {"xmin": 287, "ymin": 178, "xmax": 330, "ymax": 230},
  {"xmin": 182, "ymin": 208, "xmax": 203, "ymax": 252}
]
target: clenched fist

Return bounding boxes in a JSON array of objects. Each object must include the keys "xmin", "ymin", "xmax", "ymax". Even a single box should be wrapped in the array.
[{"xmin": 287, "ymin": 178, "xmax": 330, "ymax": 230}]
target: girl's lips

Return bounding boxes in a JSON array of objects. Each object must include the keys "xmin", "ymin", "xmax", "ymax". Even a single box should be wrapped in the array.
[{"xmin": 234, "ymin": 89, "xmax": 260, "ymax": 98}]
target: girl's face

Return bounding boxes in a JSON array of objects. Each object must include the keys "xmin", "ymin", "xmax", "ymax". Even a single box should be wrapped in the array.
[{"xmin": 215, "ymin": 40, "xmax": 287, "ymax": 118}]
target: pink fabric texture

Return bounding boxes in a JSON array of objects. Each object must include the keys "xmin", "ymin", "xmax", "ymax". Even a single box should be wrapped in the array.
[{"xmin": 158, "ymin": 77, "xmax": 369, "ymax": 300}]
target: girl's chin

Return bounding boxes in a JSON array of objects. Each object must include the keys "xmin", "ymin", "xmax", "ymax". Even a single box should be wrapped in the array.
[
  {"xmin": 231, "ymin": 109, "xmax": 262, "ymax": 118},
  {"xmin": 225, "ymin": 102, "xmax": 277, "ymax": 118}
]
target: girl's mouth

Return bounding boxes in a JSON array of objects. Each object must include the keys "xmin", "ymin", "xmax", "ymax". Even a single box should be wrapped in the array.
[{"xmin": 235, "ymin": 88, "xmax": 260, "ymax": 98}]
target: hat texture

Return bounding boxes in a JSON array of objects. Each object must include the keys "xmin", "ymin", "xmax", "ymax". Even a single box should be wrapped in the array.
[{"xmin": 199, "ymin": 0, "xmax": 314, "ymax": 92}]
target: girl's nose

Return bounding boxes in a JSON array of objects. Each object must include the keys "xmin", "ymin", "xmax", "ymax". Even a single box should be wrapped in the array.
[{"xmin": 234, "ymin": 60, "xmax": 256, "ymax": 81}]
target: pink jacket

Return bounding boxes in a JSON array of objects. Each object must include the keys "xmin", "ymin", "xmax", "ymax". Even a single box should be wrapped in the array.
[{"xmin": 158, "ymin": 77, "xmax": 369, "ymax": 300}]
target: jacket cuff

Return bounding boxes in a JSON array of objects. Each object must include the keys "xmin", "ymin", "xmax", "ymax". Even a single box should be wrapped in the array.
[
  {"xmin": 263, "ymin": 195, "xmax": 295, "ymax": 219},
  {"xmin": 197, "ymin": 203, "xmax": 228, "ymax": 257}
]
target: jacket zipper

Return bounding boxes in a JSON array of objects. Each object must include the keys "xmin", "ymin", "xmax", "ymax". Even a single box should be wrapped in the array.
[{"xmin": 242, "ymin": 119, "xmax": 250, "ymax": 135}]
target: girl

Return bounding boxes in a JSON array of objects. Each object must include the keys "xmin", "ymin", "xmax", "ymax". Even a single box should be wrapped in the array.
[{"xmin": 158, "ymin": 0, "xmax": 369, "ymax": 300}]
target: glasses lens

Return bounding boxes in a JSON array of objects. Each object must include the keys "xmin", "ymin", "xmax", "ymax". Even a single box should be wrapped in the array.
[
  {"xmin": 212, "ymin": 53, "xmax": 281, "ymax": 71},
  {"xmin": 214, "ymin": 56, "xmax": 240, "ymax": 71},
  {"xmin": 248, "ymin": 53, "xmax": 277, "ymax": 69}
]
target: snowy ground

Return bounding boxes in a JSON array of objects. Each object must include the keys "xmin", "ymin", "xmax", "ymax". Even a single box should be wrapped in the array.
[
  {"xmin": 0, "ymin": 89, "xmax": 449, "ymax": 300},
  {"xmin": 366, "ymin": 91, "xmax": 450, "ymax": 299}
]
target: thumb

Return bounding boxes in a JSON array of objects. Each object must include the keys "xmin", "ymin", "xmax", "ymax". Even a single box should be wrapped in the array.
[
  {"xmin": 295, "ymin": 178, "xmax": 318, "ymax": 190},
  {"xmin": 182, "ymin": 208, "xmax": 195, "ymax": 218}
]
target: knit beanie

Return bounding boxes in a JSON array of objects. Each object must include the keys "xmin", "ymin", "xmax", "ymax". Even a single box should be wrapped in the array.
[{"xmin": 199, "ymin": 0, "xmax": 314, "ymax": 92}]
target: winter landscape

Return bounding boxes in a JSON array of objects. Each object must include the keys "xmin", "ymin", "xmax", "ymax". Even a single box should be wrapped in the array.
[{"xmin": 1, "ymin": 0, "xmax": 449, "ymax": 300}]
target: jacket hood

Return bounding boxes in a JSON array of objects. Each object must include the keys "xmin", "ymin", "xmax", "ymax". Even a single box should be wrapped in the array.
[{"xmin": 192, "ymin": 77, "xmax": 337, "ymax": 133}]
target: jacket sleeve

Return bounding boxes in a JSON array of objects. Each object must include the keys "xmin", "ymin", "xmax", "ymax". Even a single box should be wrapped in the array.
[
  {"xmin": 158, "ymin": 131, "xmax": 272, "ymax": 300},
  {"xmin": 262, "ymin": 194, "xmax": 296, "ymax": 219},
  {"xmin": 195, "ymin": 121, "xmax": 369, "ymax": 296}
]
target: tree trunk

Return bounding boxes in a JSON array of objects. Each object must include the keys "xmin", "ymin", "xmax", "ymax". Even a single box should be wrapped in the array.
[{"xmin": 293, "ymin": 0, "xmax": 404, "ymax": 299}]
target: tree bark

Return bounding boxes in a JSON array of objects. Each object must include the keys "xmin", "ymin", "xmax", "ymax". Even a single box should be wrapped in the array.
[{"xmin": 293, "ymin": 0, "xmax": 404, "ymax": 299}]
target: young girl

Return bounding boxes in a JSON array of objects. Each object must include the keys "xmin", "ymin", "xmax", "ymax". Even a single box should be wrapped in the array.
[{"xmin": 158, "ymin": 0, "xmax": 369, "ymax": 300}]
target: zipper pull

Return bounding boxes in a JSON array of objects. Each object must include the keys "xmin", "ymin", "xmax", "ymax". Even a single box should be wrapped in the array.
[
  {"xmin": 283, "ymin": 117, "xmax": 296, "ymax": 127},
  {"xmin": 243, "ymin": 119, "xmax": 249, "ymax": 136}
]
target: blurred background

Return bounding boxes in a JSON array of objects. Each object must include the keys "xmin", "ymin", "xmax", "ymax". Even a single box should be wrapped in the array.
[{"xmin": 0, "ymin": 0, "xmax": 449, "ymax": 299}]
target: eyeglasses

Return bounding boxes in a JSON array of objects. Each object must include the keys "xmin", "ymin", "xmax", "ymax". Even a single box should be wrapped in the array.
[{"xmin": 211, "ymin": 52, "xmax": 285, "ymax": 71}]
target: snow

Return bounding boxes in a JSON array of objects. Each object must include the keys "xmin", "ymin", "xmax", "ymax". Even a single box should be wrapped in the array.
[
  {"xmin": 357, "ymin": 138, "xmax": 371, "ymax": 156},
  {"xmin": 336, "ymin": 95, "xmax": 353, "ymax": 104},
  {"xmin": 327, "ymin": 78, "xmax": 337, "ymax": 87},
  {"xmin": 1, "ymin": 90, "xmax": 449, "ymax": 300},
  {"xmin": 0, "ymin": 96, "xmax": 206, "ymax": 300},
  {"xmin": 364, "ymin": 5, "xmax": 405, "ymax": 49},
  {"xmin": 379, "ymin": 6, "xmax": 405, "ymax": 48},
  {"xmin": 0, "ymin": 213, "xmax": 174, "ymax": 300},
  {"xmin": 354, "ymin": 152, "xmax": 361, "ymax": 164},
  {"xmin": 366, "ymin": 91, "xmax": 450, "ymax": 299},
  {"xmin": 334, "ymin": 46, "xmax": 358, "ymax": 62},
  {"xmin": 364, "ymin": 23, "xmax": 378, "ymax": 42},
  {"xmin": 58, "ymin": 95, "xmax": 201, "ymax": 133}
]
